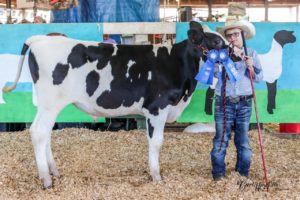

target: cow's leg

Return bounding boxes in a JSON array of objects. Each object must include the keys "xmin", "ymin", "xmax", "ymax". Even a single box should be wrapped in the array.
[
  {"xmin": 30, "ymin": 107, "xmax": 60, "ymax": 188},
  {"xmin": 145, "ymin": 111, "xmax": 168, "ymax": 182},
  {"xmin": 32, "ymin": 86, "xmax": 38, "ymax": 106},
  {"xmin": 47, "ymin": 137, "xmax": 59, "ymax": 177}
]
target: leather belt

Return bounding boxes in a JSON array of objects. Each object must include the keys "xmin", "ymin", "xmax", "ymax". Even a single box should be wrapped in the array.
[
  {"xmin": 227, "ymin": 95, "xmax": 253, "ymax": 103},
  {"xmin": 217, "ymin": 95, "xmax": 253, "ymax": 103}
]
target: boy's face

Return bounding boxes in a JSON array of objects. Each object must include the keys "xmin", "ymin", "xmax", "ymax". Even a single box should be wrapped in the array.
[{"xmin": 225, "ymin": 28, "xmax": 243, "ymax": 48}]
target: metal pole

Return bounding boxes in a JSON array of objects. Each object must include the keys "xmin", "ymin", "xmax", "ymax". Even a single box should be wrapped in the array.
[
  {"xmin": 264, "ymin": 0, "xmax": 269, "ymax": 22},
  {"xmin": 33, "ymin": 0, "xmax": 37, "ymax": 18},
  {"xmin": 177, "ymin": 0, "xmax": 180, "ymax": 22},
  {"xmin": 296, "ymin": 5, "xmax": 299, "ymax": 22},
  {"xmin": 163, "ymin": 0, "xmax": 166, "ymax": 22}
]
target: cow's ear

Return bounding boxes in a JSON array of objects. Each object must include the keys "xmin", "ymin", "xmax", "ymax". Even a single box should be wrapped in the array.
[
  {"xmin": 189, "ymin": 21, "xmax": 203, "ymax": 33},
  {"xmin": 187, "ymin": 29, "xmax": 197, "ymax": 41}
]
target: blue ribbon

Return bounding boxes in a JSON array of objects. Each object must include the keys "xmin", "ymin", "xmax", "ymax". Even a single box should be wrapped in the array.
[
  {"xmin": 195, "ymin": 49, "xmax": 239, "ymax": 85},
  {"xmin": 195, "ymin": 50, "xmax": 218, "ymax": 85}
]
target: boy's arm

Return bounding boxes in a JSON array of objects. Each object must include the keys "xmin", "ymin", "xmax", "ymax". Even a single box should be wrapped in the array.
[{"xmin": 252, "ymin": 50, "xmax": 263, "ymax": 82}]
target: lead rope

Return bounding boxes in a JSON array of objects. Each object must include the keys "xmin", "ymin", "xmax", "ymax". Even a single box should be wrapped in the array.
[
  {"xmin": 218, "ymin": 46, "xmax": 235, "ymax": 151},
  {"xmin": 218, "ymin": 66, "xmax": 227, "ymax": 152},
  {"xmin": 218, "ymin": 45, "xmax": 235, "ymax": 151},
  {"xmin": 241, "ymin": 31, "xmax": 269, "ymax": 192}
]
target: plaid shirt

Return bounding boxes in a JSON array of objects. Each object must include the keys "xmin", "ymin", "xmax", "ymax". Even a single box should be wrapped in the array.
[{"xmin": 215, "ymin": 47, "xmax": 263, "ymax": 97}]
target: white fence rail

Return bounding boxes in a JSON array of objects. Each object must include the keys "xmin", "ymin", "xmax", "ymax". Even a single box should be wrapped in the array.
[{"xmin": 102, "ymin": 22, "xmax": 176, "ymax": 34}]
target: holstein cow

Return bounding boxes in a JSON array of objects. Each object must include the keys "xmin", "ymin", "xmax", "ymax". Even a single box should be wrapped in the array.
[{"xmin": 3, "ymin": 21, "xmax": 226, "ymax": 188}]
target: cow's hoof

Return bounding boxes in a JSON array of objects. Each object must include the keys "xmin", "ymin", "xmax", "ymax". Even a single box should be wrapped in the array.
[
  {"xmin": 151, "ymin": 174, "xmax": 162, "ymax": 182},
  {"xmin": 41, "ymin": 176, "xmax": 52, "ymax": 189},
  {"xmin": 50, "ymin": 171, "xmax": 60, "ymax": 177},
  {"xmin": 50, "ymin": 166, "xmax": 59, "ymax": 177}
]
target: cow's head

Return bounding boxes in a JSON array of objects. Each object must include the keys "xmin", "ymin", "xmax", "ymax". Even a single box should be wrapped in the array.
[
  {"xmin": 186, "ymin": 21, "xmax": 207, "ymax": 58},
  {"xmin": 188, "ymin": 21, "xmax": 227, "ymax": 50},
  {"xmin": 202, "ymin": 32, "xmax": 227, "ymax": 50}
]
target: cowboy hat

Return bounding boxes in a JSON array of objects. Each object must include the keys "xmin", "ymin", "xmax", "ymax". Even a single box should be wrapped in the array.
[{"xmin": 216, "ymin": 19, "xmax": 256, "ymax": 39}]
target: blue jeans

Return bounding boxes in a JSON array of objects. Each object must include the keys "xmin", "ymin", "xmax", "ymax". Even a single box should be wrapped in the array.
[{"xmin": 211, "ymin": 95, "xmax": 252, "ymax": 178}]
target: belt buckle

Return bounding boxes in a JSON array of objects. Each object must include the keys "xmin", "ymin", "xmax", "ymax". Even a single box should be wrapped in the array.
[{"xmin": 229, "ymin": 96, "xmax": 240, "ymax": 103}]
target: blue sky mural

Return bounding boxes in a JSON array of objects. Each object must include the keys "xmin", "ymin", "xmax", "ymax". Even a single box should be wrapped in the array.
[
  {"xmin": 0, "ymin": 23, "xmax": 103, "ymax": 55},
  {"xmin": 176, "ymin": 22, "xmax": 299, "ymax": 90},
  {"xmin": 0, "ymin": 22, "xmax": 299, "ymax": 122}
]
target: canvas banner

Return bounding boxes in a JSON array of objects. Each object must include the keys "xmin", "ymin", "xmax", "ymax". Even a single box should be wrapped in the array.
[{"xmin": 176, "ymin": 22, "xmax": 299, "ymax": 123}]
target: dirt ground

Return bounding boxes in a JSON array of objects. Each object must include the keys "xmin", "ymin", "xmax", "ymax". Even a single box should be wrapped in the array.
[{"xmin": 0, "ymin": 126, "xmax": 299, "ymax": 199}]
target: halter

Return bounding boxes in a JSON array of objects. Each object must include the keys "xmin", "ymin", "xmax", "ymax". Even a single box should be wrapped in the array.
[
  {"xmin": 197, "ymin": 44, "xmax": 209, "ymax": 56},
  {"xmin": 189, "ymin": 32, "xmax": 210, "ymax": 56}
]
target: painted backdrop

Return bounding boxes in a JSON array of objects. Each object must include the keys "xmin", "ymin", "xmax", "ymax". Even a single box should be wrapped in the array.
[
  {"xmin": 0, "ymin": 23, "xmax": 105, "ymax": 122},
  {"xmin": 0, "ymin": 22, "xmax": 299, "ymax": 122},
  {"xmin": 177, "ymin": 22, "xmax": 299, "ymax": 123}
]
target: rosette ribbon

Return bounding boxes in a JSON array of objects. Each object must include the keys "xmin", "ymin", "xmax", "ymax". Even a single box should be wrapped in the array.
[{"xmin": 195, "ymin": 49, "xmax": 239, "ymax": 85}]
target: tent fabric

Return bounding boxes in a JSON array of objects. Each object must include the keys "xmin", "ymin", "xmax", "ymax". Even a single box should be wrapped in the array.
[{"xmin": 51, "ymin": 0, "xmax": 160, "ymax": 23}]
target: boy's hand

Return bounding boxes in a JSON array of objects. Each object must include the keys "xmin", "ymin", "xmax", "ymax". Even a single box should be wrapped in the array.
[{"xmin": 245, "ymin": 56, "xmax": 255, "ymax": 77}]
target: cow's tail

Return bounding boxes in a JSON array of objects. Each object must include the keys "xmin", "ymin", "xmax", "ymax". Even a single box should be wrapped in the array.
[{"xmin": 2, "ymin": 35, "xmax": 47, "ymax": 93}]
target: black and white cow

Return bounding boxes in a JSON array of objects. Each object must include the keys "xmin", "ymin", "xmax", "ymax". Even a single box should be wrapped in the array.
[{"xmin": 3, "ymin": 22, "xmax": 226, "ymax": 188}]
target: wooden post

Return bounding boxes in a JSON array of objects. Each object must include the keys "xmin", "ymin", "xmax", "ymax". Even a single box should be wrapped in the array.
[
  {"xmin": 208, "ymin": 0, "xmax": 212, "ymax": 21},
  {"xmin": 6, "ymin": 0, "xmax": 12, "ymax": 23}
]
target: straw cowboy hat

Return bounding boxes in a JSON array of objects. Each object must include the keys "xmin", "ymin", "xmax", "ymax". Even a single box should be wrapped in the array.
[{"xmin": 216, "ymin": 19, "xmax": 256, "ymax": 39}]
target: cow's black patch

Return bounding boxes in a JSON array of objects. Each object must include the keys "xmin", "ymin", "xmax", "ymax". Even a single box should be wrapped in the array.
[
  {"xmin": 67, "ymin": 43, "xmax": 115, "ymax": 70},
  {"xmin": 86, "ymin": 70, "xmax": 100, "ymax": 97},
  {"xmin": 68, "ymin": 43, "xmax": 88, "ymax": 69},
  {"xmin": 96, "ymin": 90, "xmax": 124, "ymax": 109},
  {"xmin": 87, "ymin": 43, "xmax": 114, "ymax": 70},
  {"xmin": 96, "ymin": 45, "xmax": 155, "ymax": 109},
  {"xmin": 94, "ymin": 42, "xmax": 202, "ymax": 115},
  {"xmin": 182, "ymin": 80, "xmax": 191, "ymax": 101},
  {"xmin": 147, "ymin": 119, "xmax": 154, "ymax": 138},
  {"xmin": 28, "ymin": 51, "xmax": 39, "ymax": 83},
  {"xmin": 52, "ymin": 63, "xmax": 70, "ymax": 85},
  {"xmin": 92, "ymin": 26, "xmax": 225, "ymax": 116}
]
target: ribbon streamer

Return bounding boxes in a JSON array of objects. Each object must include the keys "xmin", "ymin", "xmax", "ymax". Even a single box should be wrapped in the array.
[{"xmin": 195, "ymin": 49, "xmax": 218, "ymax": 85}]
